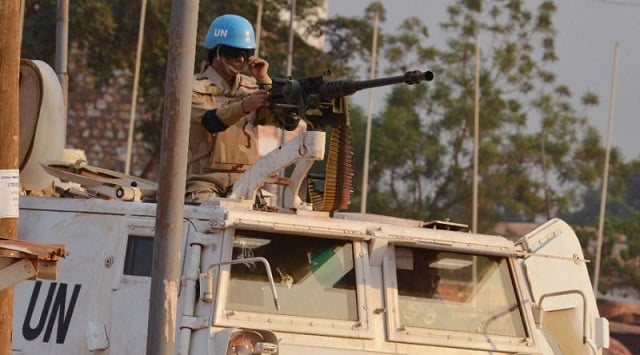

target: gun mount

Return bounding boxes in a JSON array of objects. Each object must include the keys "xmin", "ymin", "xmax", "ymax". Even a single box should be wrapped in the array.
[
  {"xmin": 259, "ymin": 69, "xmax": 434, "ymax": 212},
  {"xmin": 265, "ymin": 70, "xmax": 434, "ymax": 130}
]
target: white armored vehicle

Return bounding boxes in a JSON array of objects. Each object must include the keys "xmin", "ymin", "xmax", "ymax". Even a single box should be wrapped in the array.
[
  {"xmin": 12, "ymin": 58, "xmax": 609, "ymax": 354},
  {"xmin": 14, "ymin": 193, "xmax": 610, "ymax": 354}
]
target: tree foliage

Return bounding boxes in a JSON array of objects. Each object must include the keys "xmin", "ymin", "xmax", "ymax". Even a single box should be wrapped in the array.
[
  {"xmin": 565, "ymin": 158, "xmax": 640, "ymax": 293},
  {"xmin": 564, "ymin": 158, "xmax": 640, "ymax": 224},
  {"xmin": 358, "ymin": 0, "xmax": 605, "ymax": 231},
  {"xmin": 575, "ymin": 208, "xmax": 640, "ymax": 294}
]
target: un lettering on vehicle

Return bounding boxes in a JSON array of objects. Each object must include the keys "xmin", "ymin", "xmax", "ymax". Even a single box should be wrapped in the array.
[{"xmin": 21, "ymin": 281, "xmax": 81, "ymax": 344}]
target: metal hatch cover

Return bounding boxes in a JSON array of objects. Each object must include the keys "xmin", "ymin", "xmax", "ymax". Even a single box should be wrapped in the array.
[{"xmin": 519, "ymin": 218, "xmax": 595, "ymax": 311}]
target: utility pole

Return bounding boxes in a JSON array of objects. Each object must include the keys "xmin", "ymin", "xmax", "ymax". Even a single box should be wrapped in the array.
[
  {"xmin": 472, "ymin": 31, "xmax": 480, "ymax": 234},
  {"xmin": 125, "ymin": 0, "xmax": 148, "ymax": 175},
  {"xmin": 277, "ymin": 0, "xmax": 296, "ymax": 205},
  {"xmin": 360, "ymin": 10, "xmax": 379, "ymax": 214},
  {"xmin": 285, "ymin": 0, "xmax": 296, "ymax": 77},
  {"xmin": 593, "ymin": 42, "xmax": 620, "ymax": 295},
  {"xmin": 255, "ymin": 0, "xmax": 263, "ymax": 57},
  {"xmin": 146, "ymin": 1, "xmax": 198, "ymax": 354},
  {"xmin": 0, "ymin": 2, "xmax": 22, "ymax": 355},
  {"xmin": 55, "ymin": 0, "xmax": 69, "ymax": 140}
]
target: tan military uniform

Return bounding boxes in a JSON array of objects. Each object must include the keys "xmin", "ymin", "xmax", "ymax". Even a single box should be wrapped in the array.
[{"xmin": 186, "ymin": 64, "xmax": 270, "ymax": 199}]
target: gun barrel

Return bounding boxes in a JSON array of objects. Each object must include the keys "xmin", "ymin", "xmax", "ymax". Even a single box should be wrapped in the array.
[{"xmin": 319, "ymin": 70, "xmax": 434, "ymax": 100}]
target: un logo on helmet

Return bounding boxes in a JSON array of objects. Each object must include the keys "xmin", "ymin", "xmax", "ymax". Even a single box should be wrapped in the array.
[{"xmin": 214, "ymin": 29, "xmax": 228, "ymax": 38}]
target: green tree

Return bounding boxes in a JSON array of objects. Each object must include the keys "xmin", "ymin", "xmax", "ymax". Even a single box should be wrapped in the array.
[
  {"xmin": 567, "ymin": 158, "xmax": 640, "ymax": 294},
  {"xmin": 361, "ymin": 0, "xmax": 604, "ymax": 231},
  {"xmin": 317, "ymin": 2, "xmax": 387, "ymax": 78},
  {"xmin": 576, "ymin": 210, "xmax": 640, "ymax": 294},
  {"xmin": 564, "ymin": 157, "xmax": 640, "ymax": 225}
]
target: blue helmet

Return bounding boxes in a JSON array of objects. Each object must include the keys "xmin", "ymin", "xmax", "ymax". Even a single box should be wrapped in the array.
[{"xmin": 203, "ymin": 14, "xmax": 256, "ymax": 50}]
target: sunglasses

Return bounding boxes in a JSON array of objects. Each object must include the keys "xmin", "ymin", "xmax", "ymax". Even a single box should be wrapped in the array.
[{"xmin": 219, "ymin": 46, "xmax": 255, "ymax": 61}]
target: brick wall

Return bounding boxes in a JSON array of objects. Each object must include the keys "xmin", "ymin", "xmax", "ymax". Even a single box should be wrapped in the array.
[{"xmin": 66, "ymin": 56, "xmax": 158, "ymax": 180}]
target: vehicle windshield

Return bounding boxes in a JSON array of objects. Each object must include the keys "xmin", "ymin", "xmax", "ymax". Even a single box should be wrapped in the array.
[
  {"xmin": 395, "ymin": 247, "xmax": 526, "ymax": 337},
  {"xmin": 227, "ymin": 230, "xmax": 358, "ymax": 321}
]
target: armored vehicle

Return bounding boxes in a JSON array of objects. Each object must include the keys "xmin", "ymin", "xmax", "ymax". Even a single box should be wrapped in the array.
[
  {"xmin": 12, "ymin": 60, "xmax": 609, "ymax": 355},
  {"xmin": 10, "ymin": 0, "xmax": 609, "ymax": 346}
]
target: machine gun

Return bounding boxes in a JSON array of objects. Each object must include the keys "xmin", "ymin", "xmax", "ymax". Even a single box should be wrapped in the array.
[
  {"xmin": 263, "ymin": 69, "xmax": 434, "ymax": 130},
  {"xmin": 258, "ymin": 69, "xmax": 434, "ymax": 212}
]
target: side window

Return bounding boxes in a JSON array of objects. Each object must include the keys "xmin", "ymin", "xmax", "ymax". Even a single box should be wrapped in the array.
[
  {"xmin": 226, "ymin": 230, "xmax": 358, "ymax": 321},
  {"xmin": 112, "ymin": 219, "xmax": 157, "ymax": 289},
  {"xmin": 123, "ymin": 235, "xmax": 154, "ymax": 277},
  {"xmin": 389, "ymin": 246, "xmax": 527, "ymax": 340}
]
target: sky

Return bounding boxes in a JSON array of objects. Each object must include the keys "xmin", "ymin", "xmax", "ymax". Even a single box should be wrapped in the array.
[{"xmin": 326, "ymin": 0, "xmax": 640, "ymax": 161}]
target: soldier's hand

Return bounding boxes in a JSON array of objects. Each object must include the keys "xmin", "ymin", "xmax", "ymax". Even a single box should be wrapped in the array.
[
  {"xmin": 247, "ymin": 56, "xmax": 269, "ymax": 82},
  {"xmin": 242, "ymin": 90, "xmax": 269, "ymax": 113}
]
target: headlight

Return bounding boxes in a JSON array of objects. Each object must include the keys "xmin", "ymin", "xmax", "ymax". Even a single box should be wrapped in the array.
[{"xmin": 220, "ymin": 329, "xmax": 278, "ymax": 355}]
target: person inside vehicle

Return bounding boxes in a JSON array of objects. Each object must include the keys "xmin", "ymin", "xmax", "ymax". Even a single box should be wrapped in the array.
[
  {"xmin": 396, "ymin": 248, "xmax": 441, "ymax": 299},
  {"xmin": 186, "ymin": 14, "xmax": 286, "ymax": 201}
]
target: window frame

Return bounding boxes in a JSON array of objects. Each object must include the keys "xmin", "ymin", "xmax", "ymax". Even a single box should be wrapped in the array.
[
  {"xmin": 112, "ymin": 218, "xmax": 157, "ymax": 290},
  {"xmin": 122, "ymin": 235, "xmax": 155, "ymax": 277},
  {"xmin": 212, "ymin": 227, "xmax": 374, "ymax": 339},
  {"xmin": 383, "ymin": 243, "xmax": 536, "ymax": 352}
]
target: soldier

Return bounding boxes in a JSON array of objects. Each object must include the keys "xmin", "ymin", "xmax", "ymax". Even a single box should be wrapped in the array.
[{"xmin": 186, "ymin": 14, "xmax": 281, "ymax": 201}]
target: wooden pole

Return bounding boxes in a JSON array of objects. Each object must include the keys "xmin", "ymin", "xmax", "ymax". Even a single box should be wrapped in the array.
[{"xmin": 0, "ymin": 1, "xmax": 23, "ymax": 354}]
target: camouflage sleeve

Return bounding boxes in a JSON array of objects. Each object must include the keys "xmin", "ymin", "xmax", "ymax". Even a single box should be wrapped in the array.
[
  {"xmin": 215, "ymin": 74, "xmax": 260, "ymax": 126},
  {"xmin": 191, "ymin": 78, "xmax": 216, "ymax": 123},
  {"xmin": 215, "ymin": 99, "xmax": 247, "ymax": 126},
  {"xmin": 191, "ymin": 92, "xmax": 212, "ymax": 123},
  {"xmin": 192, "ymin": 77, "xmax": 247, "ymax": 130}
]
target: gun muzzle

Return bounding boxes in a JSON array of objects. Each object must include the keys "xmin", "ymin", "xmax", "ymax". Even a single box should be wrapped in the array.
[{"xmin": 319, "ymin": 70, "xmax": 434, "ymax": 100}]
